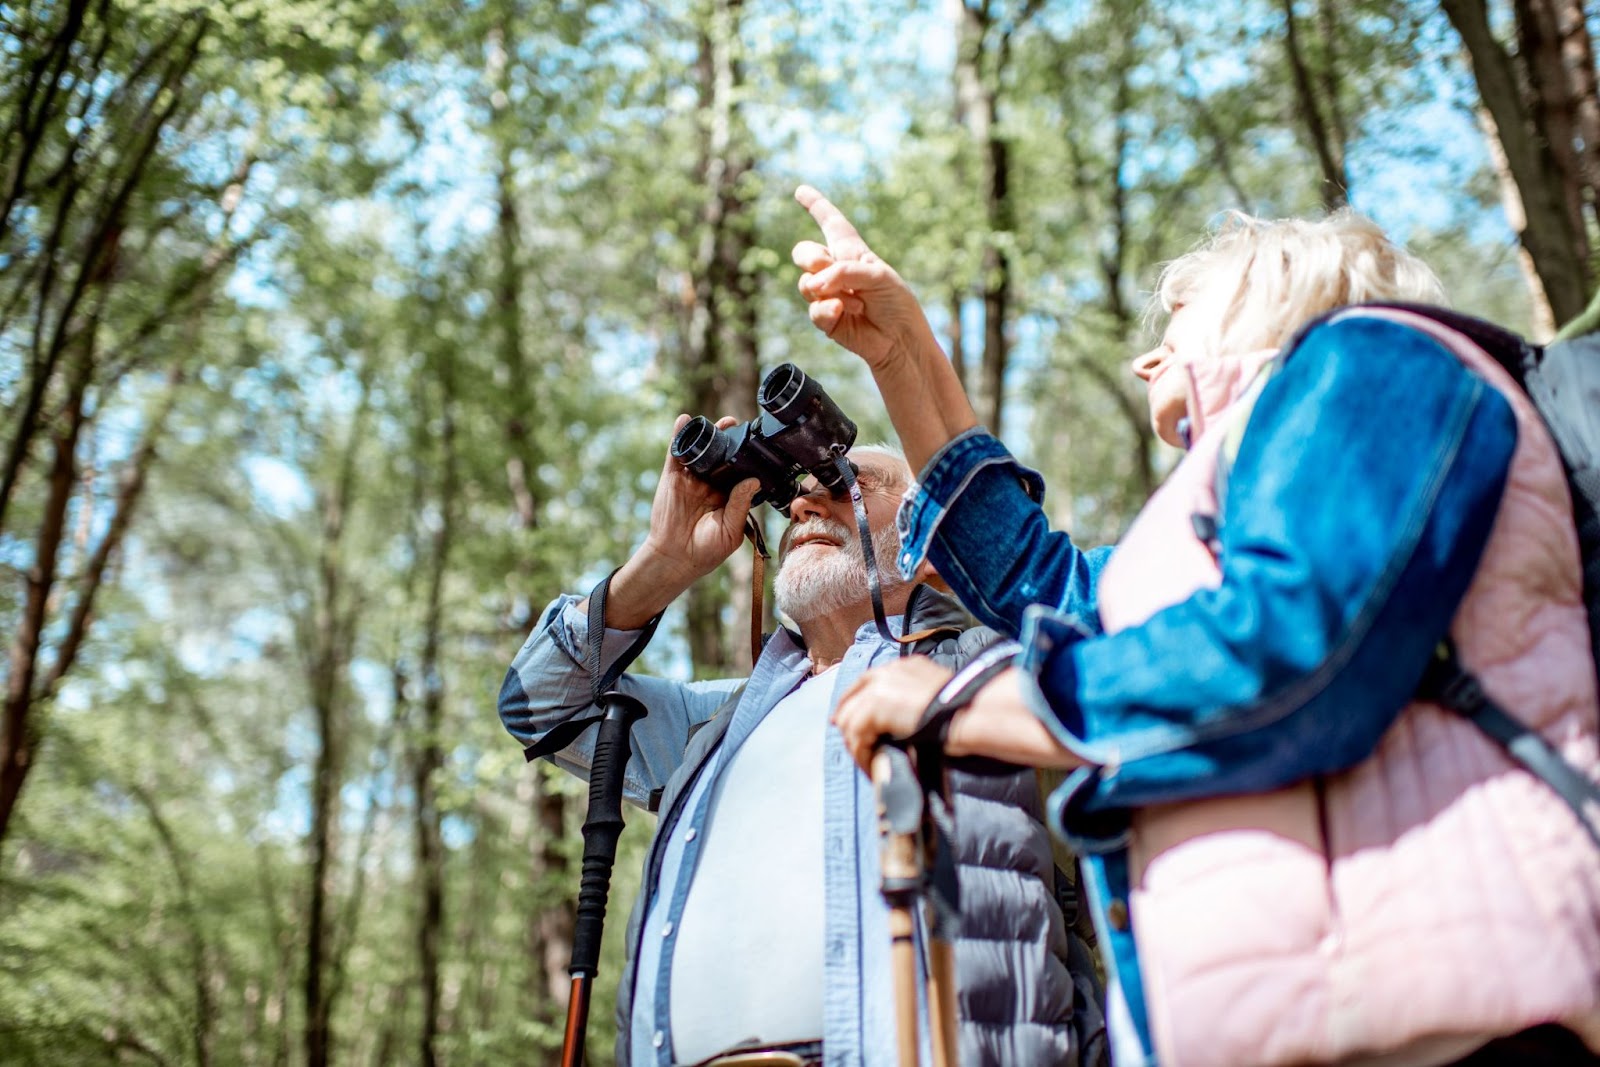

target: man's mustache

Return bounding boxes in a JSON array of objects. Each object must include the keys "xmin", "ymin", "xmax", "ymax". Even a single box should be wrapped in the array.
[{"xmin": 778, "ymin": 518, "xmax": 855, "ymax": 559}]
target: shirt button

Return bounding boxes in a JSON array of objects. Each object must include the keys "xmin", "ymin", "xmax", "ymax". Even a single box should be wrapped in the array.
[
  {"xmin": 1107, "ymin": 898, "xmax": 1130, "ymax": 932},
  {"xmin": 652, "ymin": 1031, "xmax": 665, "ymax": 1049},
  {"xmin": 685, "ymin": 828, "xmax": 697, "ymax": 842},
  {"xmin": 662, "ymin": 922, "xmax": 674, "ymax": 937}
]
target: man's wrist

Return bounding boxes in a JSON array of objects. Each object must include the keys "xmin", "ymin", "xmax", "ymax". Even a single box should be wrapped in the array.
[{"xmin": 604, "ymin": 542, "xmax": 699, "ymax": 630}]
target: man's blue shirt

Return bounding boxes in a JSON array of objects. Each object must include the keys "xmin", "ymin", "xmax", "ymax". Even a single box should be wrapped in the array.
[{"xmin": 500, "ymin": 598, "xmax": 933, "ymax": 1067}]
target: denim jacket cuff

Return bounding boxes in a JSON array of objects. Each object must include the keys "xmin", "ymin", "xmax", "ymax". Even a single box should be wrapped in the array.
[
  {"xmin": 1016, "ymin": 604, "xmax": 1114, "ymax": 764},
  {"xmin": 894, "ymin": 429, "xmax": 1046, "ymax": 579}
]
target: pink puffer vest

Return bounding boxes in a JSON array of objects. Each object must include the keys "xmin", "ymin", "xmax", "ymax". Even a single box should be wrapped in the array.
[{"xmin": 1095, "ymin": 308, "xmax": 1600, "ymax": 1067}]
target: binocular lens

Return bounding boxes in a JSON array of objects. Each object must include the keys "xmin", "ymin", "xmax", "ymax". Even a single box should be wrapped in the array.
[
  {"xmin": 759, "ymin": 363, "xmax": 809, "ymax": 422},
  {"xmin": 670, "ymin": 416, "xmax": 731, "ymax": 474}
]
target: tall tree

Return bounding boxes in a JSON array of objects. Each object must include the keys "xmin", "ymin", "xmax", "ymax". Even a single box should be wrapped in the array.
[
  {"xmin": 1279, "ymin": 0, "xmax": 1353, "ymax": 209},
  {"xmin": 1442, "ymin": 0, "xmax": 1597, "ymax": 326},
  {"xmin": 302, "ymin": 372, "xmax": 371, "ymax": 1067},
  {"xmin": 949, "ymin": 0, "xmax": 1043, "ymax": 436},
  {"xmin": 410, "ymin": 335, "xmax": 458, "ymax": 1067},
  {"xmin": 0, "ymin": 0, "xmax": 237, "ymax": 848},
  {"xmin": 682, "ymin": 0, "xmax": 762, "ymax": 674}
]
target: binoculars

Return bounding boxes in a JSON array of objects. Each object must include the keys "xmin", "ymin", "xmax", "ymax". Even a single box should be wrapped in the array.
[{"xmin": 671, "ymin": 363, "xmax": 857, "ymax": 515}]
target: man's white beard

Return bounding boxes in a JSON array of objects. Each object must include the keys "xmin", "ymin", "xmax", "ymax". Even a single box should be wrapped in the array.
[{"xmin": 773, "ymin": 517, "xmax": 909, "ymax": 624}]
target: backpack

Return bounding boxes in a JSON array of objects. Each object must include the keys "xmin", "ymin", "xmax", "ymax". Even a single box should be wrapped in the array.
[
  {"xmin": 1252, "ymin": 301, "xmax": 1600, "ymax": 845},
  {"xmin": 1361, "ymin": 302, "xmax": 1600, "ymax": 665}
]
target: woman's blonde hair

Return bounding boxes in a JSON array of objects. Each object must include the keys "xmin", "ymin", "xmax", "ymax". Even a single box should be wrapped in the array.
[{"xmin": 1149, "ymin": 210, "xmax": 1447, "ymax": 360}]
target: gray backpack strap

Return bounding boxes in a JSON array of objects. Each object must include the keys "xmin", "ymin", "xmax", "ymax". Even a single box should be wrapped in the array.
[{"xmin": 1423, "ymin": 642, "xmax": 1600, "ymax": 851}]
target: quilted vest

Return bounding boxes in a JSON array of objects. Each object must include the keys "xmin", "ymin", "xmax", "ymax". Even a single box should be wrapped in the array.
[{"xmin": 1095, "ymin": 308, "xmax": 1600, "ymax": 1067}]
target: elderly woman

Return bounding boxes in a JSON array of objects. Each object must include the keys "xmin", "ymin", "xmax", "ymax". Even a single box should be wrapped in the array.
[{"xmin": 792, "ymin": 187, "xmax": 1600, "ymax": 1067}]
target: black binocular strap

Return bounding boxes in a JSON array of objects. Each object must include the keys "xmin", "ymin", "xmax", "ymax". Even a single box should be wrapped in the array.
[
  {"xmin": 744, "ymin": 512, "xmax": 771, "ymax": 668},
  {"xmin": 829, "ymin": 451, "xmax": 952, "ymax": 653},
  {"xmin": 523, "ymin": 570, "xmax": 662, "ymax": 763}
]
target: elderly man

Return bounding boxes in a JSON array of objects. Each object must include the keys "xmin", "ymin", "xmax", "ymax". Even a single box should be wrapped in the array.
[{"xmin": 498, "ymin": 416, "xmax": 1099, "ymax": 1067}]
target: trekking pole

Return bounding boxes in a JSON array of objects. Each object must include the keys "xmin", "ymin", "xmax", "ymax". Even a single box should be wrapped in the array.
[
  {"xmin": 874, "ymin": 745, "xmax": 926, "ymax": 1067},
  {"xmin": 924, "ymin": 912, "xmax": 960, "ymax": 1067},
  {"xmin": 561, "ymin": 691, "xmax": 648, "ymax": 1067},
  {"xmin": 913, "ymin": 753, "xmax": 961, "ymax": 1067}
]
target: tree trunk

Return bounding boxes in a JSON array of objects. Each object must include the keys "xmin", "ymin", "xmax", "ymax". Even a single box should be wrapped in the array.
[
  {"xmin": 0, "ymin": 11, "xmax": 215, "ymax": 851},
  {"xmin": 947, "ymin": 293, "xmax": 968, "ymax": 391},
  {"xmin": 413, "ymin": 359, "xmax": 458, "ymax": 1067},
  {"xmin": 303, "ymin": 678, "xmax": 339, "ymax": 1067},
  {"xmin": 1516, "ymin": 0, "xmax": 1592, "ymax": 269},
  {"xmin": 486, "ymin": 25, "xmax": 542, "ymax": 533},
  {"xmin": 684, "ymin": 0, "xmax": 757, "ymax": 676},
  {"xmin": 1545, "ymin": 0, "xmax": 1600, "ymax": 243},
  {"xmin": 134, "ymin": 785, "xmax": 216, "ymax": 1067},
  {"xmin": 1443, "ymin": 0, "xmax": 1592, "ymax": 324},
  {"xmin": 1280, "ymin": 0, "xmax": 1349, "ymax": 210},
  {"xmin": 979, "ymin": 129, "xmax": 1013, "ymax": 437},
  {"xmin": 484, "ymin": 14, "xmax": 578, "ymax": 1018},
  {"xmin": 948, "ymin": 0, "xmax": 980, "ymax": 395},
  {"xmin": 531, "ymin": 767, "xmax": 575, "ymax": 1010},
  {"xmin": 302, "ymin": 383, "xmax": 369, "ymax": 1067},
  {"xmin": 1479, "ymin": 106, "xmax": 1561, "ymax": 338},
  {"xmin": 0, "ymin": 346, "xmax": 91, "ymax": 847},
  {"xmin": 952, "ymin": 0, "xmax": 1004, "ymax": 434},
  {"xmin": 952, "ymin": 0, "xmax": 1037, "ymax": 437}
]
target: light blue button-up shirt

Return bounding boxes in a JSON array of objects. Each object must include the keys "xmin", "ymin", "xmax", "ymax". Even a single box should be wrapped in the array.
[{"xmin": 499, "ymin": 594, "xmax": 929, "ymax": 1067}]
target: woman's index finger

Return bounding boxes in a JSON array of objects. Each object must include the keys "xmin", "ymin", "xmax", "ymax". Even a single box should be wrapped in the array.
[{"xmin": 795, "ymin": 184, "xmax": 870, "ymax": 260}]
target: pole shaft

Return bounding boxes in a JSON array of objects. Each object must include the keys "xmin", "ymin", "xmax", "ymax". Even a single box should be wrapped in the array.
[
  {"xmin": 561, "ymin": 976, "xmax": 591, "ymax": 1067},
  {"xmin": 889, "ymin": 902, "xmax": 920, "ymax": 1067},
  {"xmin": 927, "ymin": 935, "xmax": 960, "ymax": 1067}
]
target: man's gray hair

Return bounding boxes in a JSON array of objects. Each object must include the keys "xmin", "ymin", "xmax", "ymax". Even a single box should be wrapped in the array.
[{"xmin": 849, "ymin": 442, "xmax": 914, "ymax": 494}]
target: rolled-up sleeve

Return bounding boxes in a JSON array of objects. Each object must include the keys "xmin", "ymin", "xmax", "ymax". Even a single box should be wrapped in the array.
[
  {"xmin": 896, "ymin": 427, "xmax": 1107, "ymax": 639},
  {"xmin": 497, "ymin": 594, "xmax": 743, "ymax": 806}
]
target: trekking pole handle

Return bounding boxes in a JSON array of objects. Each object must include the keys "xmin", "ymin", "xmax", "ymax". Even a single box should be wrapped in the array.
[{"xmin": 570, "ymin": 691, "xmax": 647, "ymax": 979}]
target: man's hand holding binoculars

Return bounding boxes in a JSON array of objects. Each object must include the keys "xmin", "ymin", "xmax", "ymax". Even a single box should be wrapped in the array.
[{"xmin": 601, "ymin": 414, "xmax": 760, "ymax": 631}]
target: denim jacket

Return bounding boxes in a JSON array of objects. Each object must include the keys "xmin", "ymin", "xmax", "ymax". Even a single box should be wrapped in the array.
[{"xmin": 895, "ymin": 317, "xmax": 1518, "ymax": 1062}]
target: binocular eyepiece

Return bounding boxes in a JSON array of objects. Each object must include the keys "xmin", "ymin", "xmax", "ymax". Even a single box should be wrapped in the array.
[{"xmin": 671, "ymin": 363, "xmax": 857, "ymax": 515}]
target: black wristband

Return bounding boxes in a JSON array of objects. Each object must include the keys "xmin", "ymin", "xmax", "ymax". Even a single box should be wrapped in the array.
[{"xmin": 908, "ymin": 641, "xmax": 1021, "ymax": 748}]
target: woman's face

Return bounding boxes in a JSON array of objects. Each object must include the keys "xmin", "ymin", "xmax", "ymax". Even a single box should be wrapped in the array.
[{"xmin": 1131, "ymin": 301, "xmax": 1213, "ymax": 447}]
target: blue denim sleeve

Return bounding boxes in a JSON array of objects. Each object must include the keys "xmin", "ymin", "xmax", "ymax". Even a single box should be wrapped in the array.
[
  {"xmin": 497, "ymin": 594, "xmax": 744, "ymax": 807},
  {"xmin": 1021, "ymin": 317, "xmax": 1519, "ymax": 813},
  {"xmin": 897, "ymin": 427, "xmax": 1110, "ymax": 639}
]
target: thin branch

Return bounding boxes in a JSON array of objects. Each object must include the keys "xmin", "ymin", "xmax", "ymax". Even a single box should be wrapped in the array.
[
  {"xmin": 1279, "ymin": 0, "xmax": 1347, "ymax": 209},
  {"xmin": 39, "ymin": 365, "xmax": 183, "ymax": 699},
  {"xmin": 0, "ymin": 0, "xmax": 94, "ymax": 249}
]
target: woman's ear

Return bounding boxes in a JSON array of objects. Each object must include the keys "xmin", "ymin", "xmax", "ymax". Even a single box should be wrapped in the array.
[{"xmin": 914, "ymin": 559, "xmax": 950, "ymax": 593}]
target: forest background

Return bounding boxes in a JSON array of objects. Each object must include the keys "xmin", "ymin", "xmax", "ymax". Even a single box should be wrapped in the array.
[{"xmin": 2, "ymin": 0, "xmax": 1598, "ymax": 1064}]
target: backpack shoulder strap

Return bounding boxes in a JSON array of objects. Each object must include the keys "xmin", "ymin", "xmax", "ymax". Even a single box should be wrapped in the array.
[{"xmin": 1422, "ymin": 643, "xmax": 1600, "ymax": 851}]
